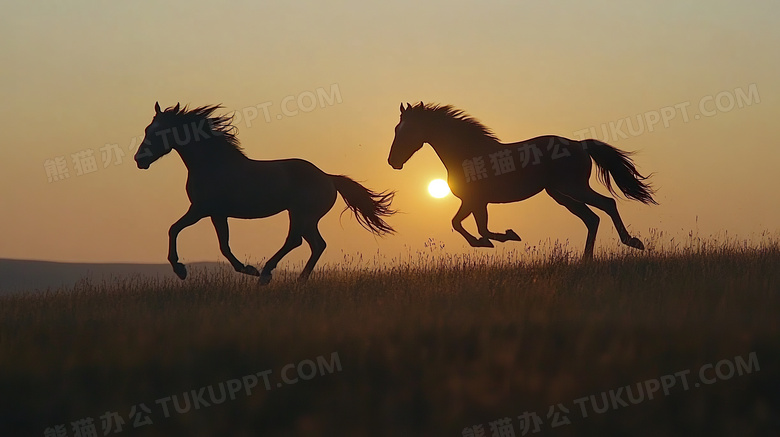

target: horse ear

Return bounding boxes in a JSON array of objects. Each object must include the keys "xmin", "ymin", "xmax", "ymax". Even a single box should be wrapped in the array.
[
  {"xmin": 406, "ymin": 102, "xmax": 412, "ymax": 110},
  {"xmin": 399, "ymin": 103, "xmax": 405, "ymax": 114},
  {"xmin": 173, "ymin": 103, "xmax": 180, "ymax": 112},
  {"xmin": 155, "ymin": 102, "xmax": 161, "ymax": 114}
]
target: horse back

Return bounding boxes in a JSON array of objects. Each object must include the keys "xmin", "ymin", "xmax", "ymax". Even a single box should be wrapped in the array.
[
  {"xmin": 448, "ymin": 136, "xmax": 591, "ymax": 204},
  {"xmin": 185, "ymin": 158, "xmax": 336, "ymax": 218}
]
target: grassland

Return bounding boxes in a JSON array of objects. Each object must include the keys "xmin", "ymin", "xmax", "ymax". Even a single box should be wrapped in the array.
[{"xmin": 1, "ymin": 234, "xmax": 779, "ymax": 436}]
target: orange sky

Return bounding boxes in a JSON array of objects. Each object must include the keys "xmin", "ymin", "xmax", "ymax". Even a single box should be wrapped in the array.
[{"xmin": 1, "ymin": 1, "xmax": 779, "ymax": 268}]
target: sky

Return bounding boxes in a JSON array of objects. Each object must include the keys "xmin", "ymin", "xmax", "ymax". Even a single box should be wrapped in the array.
[{"xmin": 1, "ymin": 0, "xmax": 779, "ymax": 268}]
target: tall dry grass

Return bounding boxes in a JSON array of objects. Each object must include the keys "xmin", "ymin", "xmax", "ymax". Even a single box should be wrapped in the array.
[{"xmin": 1, "ymin": 233, "xmax": 778, "ymax": 436}]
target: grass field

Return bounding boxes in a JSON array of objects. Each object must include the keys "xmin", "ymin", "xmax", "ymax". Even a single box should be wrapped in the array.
[{"xmin": 2, "ymin": 234, "xmax": 779, "ymax": 436}]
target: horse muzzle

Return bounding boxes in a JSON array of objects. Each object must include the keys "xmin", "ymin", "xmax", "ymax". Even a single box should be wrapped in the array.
[{"xmin": 388, "ymin": 159, "xmax": 403, "ymax": 170}]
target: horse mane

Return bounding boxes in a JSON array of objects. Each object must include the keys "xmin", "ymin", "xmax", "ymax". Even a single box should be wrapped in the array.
[
  {"xmin": 161, "ymin": 104, "xmax": 245, "ymax": 155},
  {"xmin": 407, "ymin": 102, "xmax": 500, "ymax": 143}
]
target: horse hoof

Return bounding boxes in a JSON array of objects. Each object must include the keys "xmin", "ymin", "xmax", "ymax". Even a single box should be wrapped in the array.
[
  {"xmin": 242, "ymin": 265, "xmax": 260, "ymax": 276},
  {"xmin": 259, "ymin": 273, "xmax": 272, "ymax": 286},
  {"xmin": 505, "ymin": 229, "xmax": 521, "ymax": 241},
  {"xmin": 471, "ymin": 237, "xmax": 494, "ymax": 248},
  {"xmin": 628, "ymin": 237, "xmax": 645, "ymax": 250},
  {"xmin": 172, "ymin": 263, "xmax": 187, "ymax": 280}
]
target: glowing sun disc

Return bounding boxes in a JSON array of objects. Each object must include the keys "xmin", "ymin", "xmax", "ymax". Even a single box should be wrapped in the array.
[{"xmin": 428, "ymin": 179, "xmax": 451, "ymax": 198}]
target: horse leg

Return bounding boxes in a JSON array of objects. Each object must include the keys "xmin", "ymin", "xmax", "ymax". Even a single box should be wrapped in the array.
[
  {"xmin": 472, "ymin": 204, "xmax": 522, "ymax": 244},
  {"xmin": 546, "ymin": 189, "xmax": 600, "ymax": 260},
  {"xmin": 211, "ymin": 216, "xmax": 260, "ymax": 276},
  {"xmin": 452, "ymin": 202, "xmax": 493, "ymax": 247},
  {"xmin": 298, "ymin": 221, "xmax": 327, "ymax": 282},
  {"xmin": 560, "ymin": 185, "xmax": 644, "ymax": 250},
  {"xmin": 259, "ymin": 217, "xmax": 303, "ymax": 285},
  {"xmin": 168, "ymin": 207, "xmax": 206, "ymax": 279}
]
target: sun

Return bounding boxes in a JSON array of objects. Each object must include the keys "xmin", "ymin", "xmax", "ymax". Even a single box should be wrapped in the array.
[{"xmin": 428, "ymin": 179, "xmax": 451, "ymax": 198}]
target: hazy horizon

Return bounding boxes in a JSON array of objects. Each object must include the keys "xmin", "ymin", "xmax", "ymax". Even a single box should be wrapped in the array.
[{"xmin": 2, "ymin": 1, "xmax": 779, "ymax": 268}]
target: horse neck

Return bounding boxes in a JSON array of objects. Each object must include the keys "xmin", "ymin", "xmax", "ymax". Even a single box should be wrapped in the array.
[
  {"xmin": 426, "ymin": 129, "xmax": 498, "ymax": 171},
  {"xmin": 175, "ymin": 138, "xmax": 245, "ymax": 172}
]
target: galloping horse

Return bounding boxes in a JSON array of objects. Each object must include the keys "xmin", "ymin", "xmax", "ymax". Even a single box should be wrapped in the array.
[
  {"xmin": 387, "ymin": 103, "xmax": 656, "ymax": 259},
  {"xmin": 135, "ymin": 102, "xmax": 395, "ymax": 283}
]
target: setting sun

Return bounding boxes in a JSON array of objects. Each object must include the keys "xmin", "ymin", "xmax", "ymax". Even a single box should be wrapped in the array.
[{"xmin": 428, "ymin": 179, "xmax": 451, "ymax": 198}]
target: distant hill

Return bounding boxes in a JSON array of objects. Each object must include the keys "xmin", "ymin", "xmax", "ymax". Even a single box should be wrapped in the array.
[{"xmin": 0, "ymin": 259, "xmax": 229, "ymax": 295}]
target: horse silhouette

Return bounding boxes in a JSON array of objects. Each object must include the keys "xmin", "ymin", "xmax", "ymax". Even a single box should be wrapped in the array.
[
  {"xmin": 135, "ymin": 102, "xmax": 394, "ymax": 284},
  {"xmin": 388, "ymin": 102, "xmax": 656, "ymax": 259}
]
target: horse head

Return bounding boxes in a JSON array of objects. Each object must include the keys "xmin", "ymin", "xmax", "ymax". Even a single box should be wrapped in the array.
[
  {"xmin": 134, "ymin": 102, "xmax": 180, "ymax": 169},
  {"xmin": 388, "ymin": 102, "xmax": 426, "ymax": 170}
]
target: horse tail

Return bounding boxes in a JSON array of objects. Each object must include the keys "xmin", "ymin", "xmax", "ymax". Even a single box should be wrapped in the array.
[
  {"xmin": 584, "ymin": 140, "xmax": 658, "ymax": 205},
  {"xmin": 330, "ymin": 175, "xmax": 396, "ymax": 235}
]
